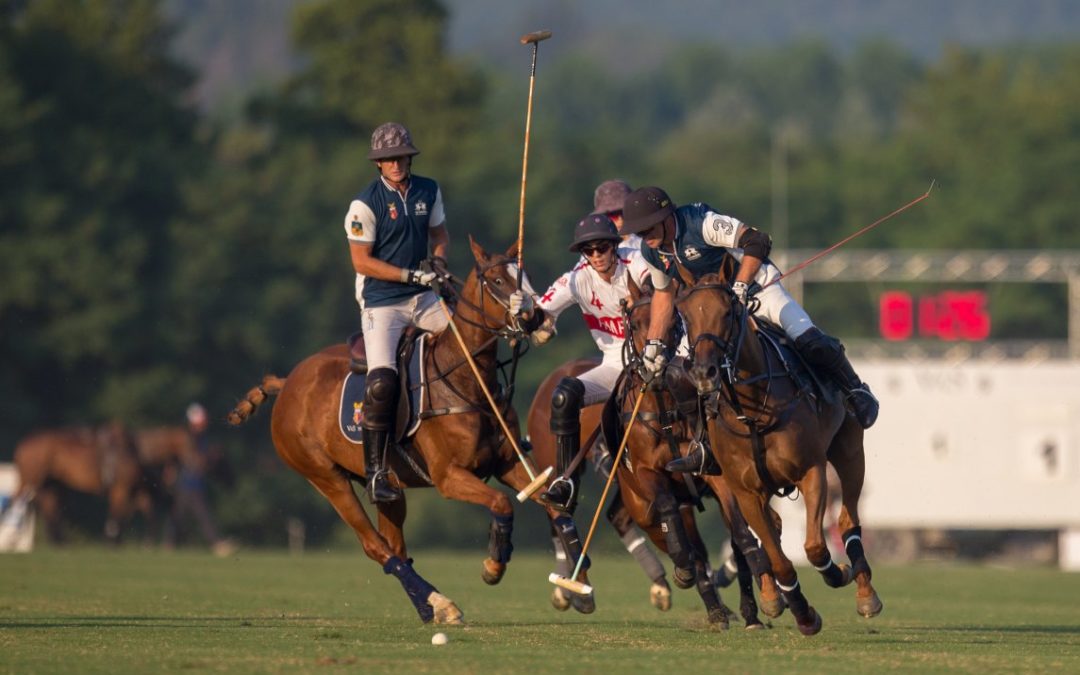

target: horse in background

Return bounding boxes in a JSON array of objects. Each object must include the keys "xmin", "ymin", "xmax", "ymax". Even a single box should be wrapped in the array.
[
  {"xmin": 676, "ymin": 273, "xmax": 883, "ymax": 636},
  {"xmin": 227, "ymin": 238, "xmax": 591, "ymax": 625},
  {"xmin": 7, "ymin": 421, "xmax": 154, "ymax": 543}
]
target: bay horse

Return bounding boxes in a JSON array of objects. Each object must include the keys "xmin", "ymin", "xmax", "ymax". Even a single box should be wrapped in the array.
[
  {"xmin": 8, "ymin": 421, "xmax": 153, "ymax": 543},
  {"xmin": 676, "ymin": 272, "xmax": 883, "ymax": 636},
  {"xmin": 227, "ymin": 238, "xmax": 591, "ymax": 625},
  {"xmin": 612, "ymin": 278, "xmax": 783, "ymax": 628}
]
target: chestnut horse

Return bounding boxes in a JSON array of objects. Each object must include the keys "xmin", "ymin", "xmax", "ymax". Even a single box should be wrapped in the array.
[
  {"xmin": 8, "ymin": 421, "xmax": 153, "ymax": 543},
  {"xmin": 227, "ymin": 239, "xmax": 590, "ymax": 625},
  {"xmin": 676, "ymin": 273, "xmax": 883, "ymax": 636}
]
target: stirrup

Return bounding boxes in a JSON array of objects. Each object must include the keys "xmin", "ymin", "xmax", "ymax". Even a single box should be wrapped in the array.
[
  {"xmin": 539, "ymin": 477, "xmax": 575, "ymax": 511},
  {"xmin": 367, "ymin": 469, "xmax": 402, "ymax": 504},
  {"xmin": 665, "ymin": 444, "xmax": 721, "ymax": 476}
]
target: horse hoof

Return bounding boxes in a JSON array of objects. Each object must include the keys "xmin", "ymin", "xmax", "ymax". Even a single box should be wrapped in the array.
[
  {"xmin": 673, "ymin": 566, "xmax": 696, "ymax": 590},
  {"xmin": 857, "ymin": 592, "xmax": 883, "ymax": 618},
  {"xmin": 480, "ymin": 558, "xmax": 505, "ymax": 586},
  {"xmin": 796, "ymin": 607, "xmax": 823, "ymax": 636},
  {"xmin": 744, "ymin": 619, "xmax": 766, "ymax": 631},
  {"xmin": 571, "ymin": 591, "xmax": 596, "ymax": 615},
  {"xmin": 551, "ymin": 587, "xmax": 571, "ymax": 612},
  {"xmin": 650, "ymin": 581, "xmax": 672, "ymax": 611},
  {"xmin": 428, "ymin": 592, "xmax": 465, "ymax": 625},
  {"xmin": 759, "ymin": 595, "xmax": 786, "ymax": 619},
  {"xmin": 707, "ymin": 607, "xmax": 730, "ymax": 629}
]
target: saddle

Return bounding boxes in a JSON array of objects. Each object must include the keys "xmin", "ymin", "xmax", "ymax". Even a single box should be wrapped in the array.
[
  {"xmin": 751, "ymin": 318, "xmax": 840, "ymax": 408},
  {"xmin": 338, "ymin": 329, "xmax": 427, "ymax": 446}
]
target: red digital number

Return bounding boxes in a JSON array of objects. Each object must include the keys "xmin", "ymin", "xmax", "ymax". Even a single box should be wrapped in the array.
[
  {"xmin": 879, "ymin": 291, "xmax": 913, "ymax": 341},
  {"xmin": 880, "ymin": 290, "xmax": 989, "ymax": 341}
]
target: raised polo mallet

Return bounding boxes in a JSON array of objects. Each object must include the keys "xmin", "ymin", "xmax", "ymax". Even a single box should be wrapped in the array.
[
  {"xmin": 549, "ymin": 384, "xmax": 648, "ymax": 595},
  {"xmin": 433, "ymin": 295, "xmax": 552, "ymax": 501},
  {"xmin": 763, "ymin": 180, "xmax": 936, "ymax": 291},
  {"xmin": 515, "ymin": 29, "xmax": 552, "ymax": 284}
]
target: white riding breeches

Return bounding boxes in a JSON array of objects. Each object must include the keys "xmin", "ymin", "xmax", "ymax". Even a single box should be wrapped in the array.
[{"xmin": 362, "ymin": 291, "xmax": 448, "ymax": 371}]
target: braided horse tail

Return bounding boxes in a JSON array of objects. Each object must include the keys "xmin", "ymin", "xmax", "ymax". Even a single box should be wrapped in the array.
[{"xmin": 227, "ymin": 375, "xmax": 286, "ymax": 425}]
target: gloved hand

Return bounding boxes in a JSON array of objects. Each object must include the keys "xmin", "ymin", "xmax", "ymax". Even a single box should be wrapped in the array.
[
  {"xmin": 509, "ymin": 290, "xmax": 534, "ymax": 316},
  {"xmin": 403, "ymin": 268, "xmax": 438, "ymax": 287},
  {"xmin": 530, "ymin": 315, "xmax": 556, "ymax": 346},
  {"xmin": 642, "ymin": 339, "xmax": 668, "ymax": 381},
  {"xmin": 732, "ymin": 281, "xmax": 749, "ymax": 304}
]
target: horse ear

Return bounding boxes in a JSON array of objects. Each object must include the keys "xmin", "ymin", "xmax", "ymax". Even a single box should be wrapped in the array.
[
  {"xmin": 505, "ymin": 240, "xmax": 519, "ymax": 259},
  {"xmin": 469, "ymin": 235, "xmax": 489, "ymax": 264}
]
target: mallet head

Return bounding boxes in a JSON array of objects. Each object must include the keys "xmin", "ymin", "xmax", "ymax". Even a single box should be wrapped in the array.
[{"xmin": 520, "ymin": 30, "xmax": 552, "ymax": 45}]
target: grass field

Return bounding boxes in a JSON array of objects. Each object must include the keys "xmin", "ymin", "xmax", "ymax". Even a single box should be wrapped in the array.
[{"xmin": 1, "ymin": 547, "xmax": 1078, "ymax": 674}]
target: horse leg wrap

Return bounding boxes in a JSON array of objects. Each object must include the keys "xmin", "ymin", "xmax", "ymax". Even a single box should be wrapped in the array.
[
  {"xmin": 553, "ymin": 516, "xmax": 590, "ymax": 572},
  {"xmin": 777, "ymin": 578, "xmax": 811, "ymax": 620},
  {"xmin": 810, "ymin": 551, "xmax": 847, "ymax": 589},
  {"xmin": 551, "ymin": 535, "xmax": 572, "ymax": 577},
  {"xmin": 733, "ymin": 548, "xmax": 763, "ymax": 627},
  {"xmin": 657, "ymin": 497, "xmax": 695, "ymax": 586},
  {"xmin": 620, "ymin": 527, "xmax": 667, "ymax": 583},
  {"xmin": 694, "ymin": 559, "xmax": 727, "ymax": 625},
  {"xmin": 843, "ymin": 526, "xmax": 872, "ymax": 580},
  {"xmin": 487, "ymin": 513, "xmax": 514, "ymax": 564},
  {"xmin": 384, "ymin": 556, "xmax": 438, "ymax": 623}
]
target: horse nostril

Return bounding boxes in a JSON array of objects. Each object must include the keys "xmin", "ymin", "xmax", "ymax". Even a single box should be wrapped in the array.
[{"xmin": 706, "ymin": 365, "xmax": 718, "ymax": 381}]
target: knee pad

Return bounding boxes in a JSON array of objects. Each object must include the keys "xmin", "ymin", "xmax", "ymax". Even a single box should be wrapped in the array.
[
  {"xmin": 364, "ymin": 368, "xmax": 399, "ymax": 425},
  {"xmin": 550, "ymin": 377, "xmax": 585, "ymax": 435}
]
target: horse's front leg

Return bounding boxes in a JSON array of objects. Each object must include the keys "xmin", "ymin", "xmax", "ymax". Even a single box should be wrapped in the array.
[
  {"xmin": 434, "ymin": 463, "xmax": 517, "ymax": 586},
  {"xmin": 679, "ymin": 501, "xmax": 732, "ymax": 628},
  {"xmin": 729, "ymin": 480, "xmax": 822, "ymax": 636},
  {"xmin": 497, "ymin": 459, "xmax": 595, "ymax": 613}
]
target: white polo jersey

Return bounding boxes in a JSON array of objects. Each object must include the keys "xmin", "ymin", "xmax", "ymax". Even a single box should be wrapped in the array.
[{"xmin": 538, "ymin": 246, "xmax": 653, "ymax": 364}]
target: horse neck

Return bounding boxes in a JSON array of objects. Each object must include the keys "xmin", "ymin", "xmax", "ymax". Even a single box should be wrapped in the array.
[
  {"xmin": 434, "ymin": 273, "xmax": 501, "ymax": 368},
  {"xmin": 732, "ymin": 315, "xmax": 769, "ymax": 381}
]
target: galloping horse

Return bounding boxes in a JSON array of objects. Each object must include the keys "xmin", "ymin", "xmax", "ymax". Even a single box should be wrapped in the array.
[
  {"xmin": 676, "ymin": 273, "xmax": 882, "ymax": 636},
  {"xmin": 228, "ymin": 239, "xmax": 590, "ymax": 625},
  {"xmin": 9, "ymin": 421, "xmax": 153, "ymax": 543}
]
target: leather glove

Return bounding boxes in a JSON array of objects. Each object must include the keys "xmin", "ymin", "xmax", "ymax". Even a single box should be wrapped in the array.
[
  {"xmin": 642, "ymin": 339, "xmax": 668, "ymax": 381},
  {"xmin": 732, "ymin": 281, "xmax": 749, "ymax": 304},
  {"xmin": 530, "ymin": 315, "xmax": 556, "ymax": 347},
  {"xmin": 402, "ymin": 268, "xmax": 438, "ymax": 287},
  {"xmin": 509, "ymin": 290, "xmax": 534, "ymax": 316}
]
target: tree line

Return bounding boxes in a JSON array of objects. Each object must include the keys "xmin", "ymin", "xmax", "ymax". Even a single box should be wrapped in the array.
[{"xmin": 3, "ymin": 0, "xmax": 1079, "ymax": 546}]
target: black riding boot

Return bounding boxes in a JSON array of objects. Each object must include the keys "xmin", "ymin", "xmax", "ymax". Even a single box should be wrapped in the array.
[
  {"xmin": 362, "ymin": 367, "xmax": 402, "ymax": 503},
  {"xmin": 541, "ymin": 378, "xmax": 584, "ymax": 512},
  {"xmin": 795, "ymin": 328, "xmax": 879, "ymax": 429},
  {"xmin": 664, "ymin": 437, "xmax": 722, "ymax": 475}
]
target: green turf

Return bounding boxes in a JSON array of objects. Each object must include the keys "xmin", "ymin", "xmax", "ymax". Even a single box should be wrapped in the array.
[{"xmin": 1, "ymin": 547, "xmax": 1078, "ymax": 674}]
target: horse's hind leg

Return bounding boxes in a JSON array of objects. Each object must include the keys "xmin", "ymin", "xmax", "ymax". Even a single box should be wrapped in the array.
[
  {"xmin": 800, "ymin": 463, "xmax": 852, "ymax": 590},
  {"xmin": 829, "ymin": 425, "xmax": 883, "ymax": 618},
  {"xmin": 307, "ymin": 471, "xmax": 462, "ymax": 625}
]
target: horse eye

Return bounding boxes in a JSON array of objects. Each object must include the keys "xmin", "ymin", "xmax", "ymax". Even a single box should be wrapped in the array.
[{"xmin": 494, "ymin": 278, "xmax": 504, "ymax": 285}]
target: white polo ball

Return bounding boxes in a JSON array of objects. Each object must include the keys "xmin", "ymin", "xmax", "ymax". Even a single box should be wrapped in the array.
[{"xmin": 431, "ymin": 632, "xmax": 448, "ymax": 646}]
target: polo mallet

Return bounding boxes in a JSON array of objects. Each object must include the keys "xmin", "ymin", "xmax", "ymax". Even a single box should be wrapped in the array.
[
  {"xmin": 763, "ymin": 180, "xmax": 936, "ymax": 290},
  {"xmin": 433, "ymin": 296, "xmax": 552, "ymax": 501},
  {"xmin": 515, "ymin": 29, "xmax": 552, "ymax": 285},
  {"xmin": 549, "ymin": 384, "xmax": 648, "ymax": 595}
]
